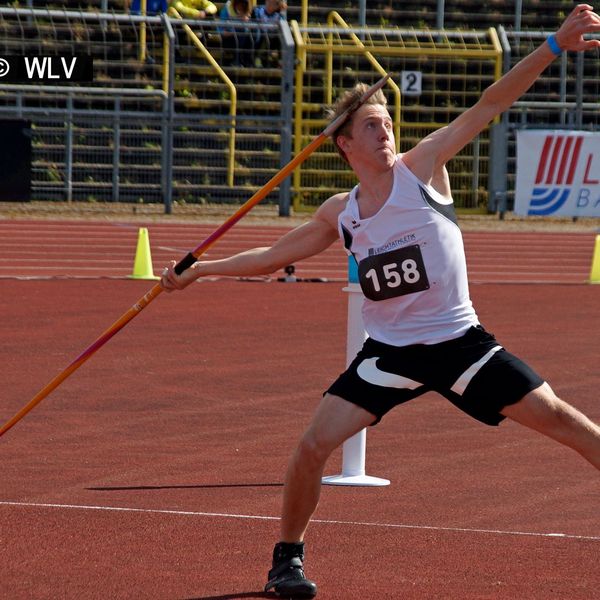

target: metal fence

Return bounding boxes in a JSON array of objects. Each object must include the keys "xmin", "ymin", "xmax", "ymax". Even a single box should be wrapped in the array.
[
  {"xmin": 292, "ymin": 1, "xmax": 578, "ymax": 32},
  {"xmin": 291, "ymin": 19, "xmax": 502, "ymax": 209},
  {"xmin": 0, "ymin": 7, "xmax": 294, "ymax": 213},
  {"xmin": 0, "ymin": 85, "xmax": 170, "ymax": 203},
  {"xmin": 488, "ymin": 27, "xmax": 600, "ymax": 214},
  {"xmin": 1, "ymin": 5, "xmax": 598, "ymax": 215}
]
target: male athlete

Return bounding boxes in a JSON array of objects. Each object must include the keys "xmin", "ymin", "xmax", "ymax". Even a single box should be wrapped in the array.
[{"xmin": 162, "ymin": 5, "xmax": 600, "ymax": 598}]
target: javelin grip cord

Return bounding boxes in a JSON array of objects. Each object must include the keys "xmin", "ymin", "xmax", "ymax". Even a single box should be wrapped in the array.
[{"xmin": 175, "ymin": 253, "xmax": 198, "ymax": 275}]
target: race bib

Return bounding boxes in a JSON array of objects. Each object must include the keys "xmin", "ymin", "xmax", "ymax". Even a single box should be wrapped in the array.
[{"xmin": 358, "ymin": 245, "xmax": 430, "ymax": 301}]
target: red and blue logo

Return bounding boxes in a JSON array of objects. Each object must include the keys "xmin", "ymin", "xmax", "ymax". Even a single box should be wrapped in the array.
[{"xmin": 527, "ymin": 134, "xmax": 583, "ymax": 215}]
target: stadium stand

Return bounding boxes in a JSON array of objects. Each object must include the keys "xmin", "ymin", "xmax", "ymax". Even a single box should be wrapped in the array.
[
  {"xmin": 0, "ymin": 5, "xmax": 291, "ymax": 207},
  {"xmin": 0, "ymin": 1, "xmax": 597, "ymax": 213},
  {"xmin": 284, "ymin": 0, "xmax": 577, "ymax": 30}
]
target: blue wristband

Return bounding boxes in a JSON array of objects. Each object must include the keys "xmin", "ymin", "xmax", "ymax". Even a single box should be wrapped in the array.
[{"xmin": 547, "ymin": 34, "xmax": 563, "ymax": 56}]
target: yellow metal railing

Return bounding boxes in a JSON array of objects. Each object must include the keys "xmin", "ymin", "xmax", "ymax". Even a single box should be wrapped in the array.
[
  {"xmin": 291, "ymin": 19, "xmax": 308, "ymax": 205},
  {"xmin": 168, "ymin": 7, "xmax": 237, "ymax": 187},
  {"xmin": 162, "ymin": 27, "xmax": 170, "ymax": 93},
  {"xmin": 300, "ymin": 0, "xmax": 308, "ymax": 29},
  {"xmin": 138, "ymin": 0, "xmax": 147, "ymax": 62},
  {"xmin": 290, "ymin": 19, "xmax": 503, "ymax": 209},
  {"xmin": 487, "ymin": 26, "xmax": 503, "ymax": 124}
]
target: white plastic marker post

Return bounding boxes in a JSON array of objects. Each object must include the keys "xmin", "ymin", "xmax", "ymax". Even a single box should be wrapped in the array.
[{"xmin": 322, "ymin": 256, "xmax": 390, "ymax": 487}]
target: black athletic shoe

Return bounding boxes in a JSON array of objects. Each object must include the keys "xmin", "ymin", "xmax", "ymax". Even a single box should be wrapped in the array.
[{"xmin": 264, "ymin": 542, "xmax": 318, "ymax": 599}]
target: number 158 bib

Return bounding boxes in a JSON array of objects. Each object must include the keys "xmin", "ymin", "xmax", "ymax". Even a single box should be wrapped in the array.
[{"xmin": 358, "ymin": 245, "xmax": 430, "ymax": 301}]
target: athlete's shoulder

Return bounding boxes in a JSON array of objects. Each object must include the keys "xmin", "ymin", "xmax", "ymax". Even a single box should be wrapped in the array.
[
  {"xmin": 322, "ymin": 191, "xmax": 351, "ymax": 210},
  {"xmin": 315, "ymin": 192, "xmax": 350, "ymax": 228}
]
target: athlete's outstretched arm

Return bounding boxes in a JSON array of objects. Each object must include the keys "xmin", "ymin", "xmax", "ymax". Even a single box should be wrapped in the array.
[
  {"xmin": 405, "ymin": 4, "xmax": 600, "ymax": 180},
  {"xmin": 161, "ymin": 195, "xmax": 344, "ymax": 291}
]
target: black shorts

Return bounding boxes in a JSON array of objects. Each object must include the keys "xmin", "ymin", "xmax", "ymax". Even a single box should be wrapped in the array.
[{"xmin": 326, "ymin": 325, "xmax": 544, "ymax": 426}]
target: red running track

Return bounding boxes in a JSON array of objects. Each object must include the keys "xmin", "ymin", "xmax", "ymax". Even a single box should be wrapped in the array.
[
  {"xmin": 1, "ymin": 280, "xmax": 599, "ymax": 599},
  {"xmin": 0, "ymin": 219, "xmax": 597, "ymax": 283}
]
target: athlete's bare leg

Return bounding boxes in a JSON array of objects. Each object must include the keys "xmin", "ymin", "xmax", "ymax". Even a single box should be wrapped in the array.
[
  {"xmin": 501, "ymin": 382, "xmax": 600, "ymax": 470},
  {"xmin": 280, "ymin": 393, "xmax": 376, "ymax": 542}
]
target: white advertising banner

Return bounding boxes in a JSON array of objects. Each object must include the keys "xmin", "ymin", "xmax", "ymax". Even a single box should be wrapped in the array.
[{"xmin": 514, "ymin": 130, "xmax": 600, "ymax": 217}]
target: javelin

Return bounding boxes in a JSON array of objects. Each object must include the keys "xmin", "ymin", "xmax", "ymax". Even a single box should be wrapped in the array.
[{"xmin": 0, "ymin": 73, "xmax": 391, "ymax": 437}]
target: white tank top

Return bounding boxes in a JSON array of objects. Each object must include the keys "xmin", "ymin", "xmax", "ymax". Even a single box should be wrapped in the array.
[{"xmin": 337, "ymin": 155, "xmax": 479, "ymax": 346}]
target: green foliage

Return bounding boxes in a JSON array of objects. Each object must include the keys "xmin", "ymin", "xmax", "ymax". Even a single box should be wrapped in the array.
[{"xmin": 46, "ymin": 165, "xmax": 62, "ymax": 183}]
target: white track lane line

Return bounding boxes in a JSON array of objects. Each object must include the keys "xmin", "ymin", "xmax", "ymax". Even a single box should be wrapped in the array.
[{"xmin": 1, "ymin": 501, "xmax": 598, "ymax": 541}]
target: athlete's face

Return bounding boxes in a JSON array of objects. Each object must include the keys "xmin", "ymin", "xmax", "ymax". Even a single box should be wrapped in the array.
[{"xmin": 339, "ymin": 104, "xmax": 396, "ymax": 169}]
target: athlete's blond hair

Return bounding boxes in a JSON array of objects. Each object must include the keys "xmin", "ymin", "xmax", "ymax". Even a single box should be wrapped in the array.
[{"xmin": 325, "ymin": 82, "xmax": 388, "ymax": 163}]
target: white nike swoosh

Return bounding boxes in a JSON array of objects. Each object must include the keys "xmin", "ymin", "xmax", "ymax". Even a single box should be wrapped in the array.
[
  {"xmin": 450, "ymin": 345, "xmax": 502, "ymax": 395},
  {"xmin": 356, "ymin": 357, "xmax": 422, "ymax": 389}
]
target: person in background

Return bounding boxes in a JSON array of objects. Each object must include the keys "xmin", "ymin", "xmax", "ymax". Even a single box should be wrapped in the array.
[
  {"xmin": 168, "ymin": 0, "xmax": 218, "ymax": 64},
  {"xmin": 252, "ymin": 0, "xmax": 286, "ymax": 67},
  {"xmin": 129, "ymin": 0, "xmax": 168, "ymax": 15},
  {"xmin": 252, "ymin": 0, "xmax": 286, "ymax": 24},
  {"xmin": 170, "ymin": 0, "xmax": 218, "ymax": 20},
  {"xmin": 129, "ymin": 0, "xmax": 168, "ymax": 64},
  {"xmin": 218, "ymin": 0, "xmax": 254, "ymax": 67}
]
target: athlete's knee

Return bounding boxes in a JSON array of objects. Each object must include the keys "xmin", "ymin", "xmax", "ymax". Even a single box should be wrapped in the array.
[{"xmin": 293, "ymin": 431, "xmax": 334, "ymax": 471}]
